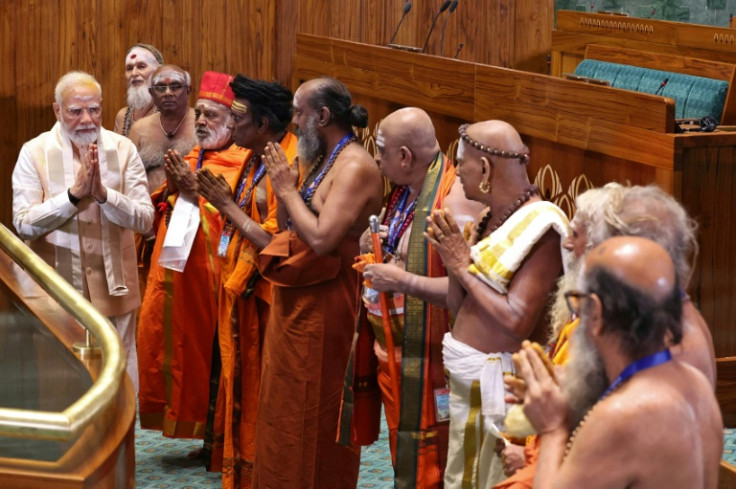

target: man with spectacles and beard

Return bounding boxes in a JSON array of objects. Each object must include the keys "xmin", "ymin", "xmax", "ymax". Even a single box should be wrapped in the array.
[
  {"xmin": 113, "ymin": 43, "xmax": 164, "ymax": 137},
  {"xmin": 137, "ymin": 71, "xmax": 250, "ymax": 445},
  {"xmin": 513, "ymin": 236, "xmax": 722, "ymax": 489},
  {"xmin": 12, "ymin": 70, "xmax": 154, "ymax": 393}
]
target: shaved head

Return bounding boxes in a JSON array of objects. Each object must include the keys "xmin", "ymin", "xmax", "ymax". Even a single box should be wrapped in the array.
[
  {"xmin": 464, "ymin": 120, "xmax": 529, "ymax": 158},
  {"xmin": 585, "ymin": 236, "xmax": 676, "ymax": 303},
  {"xmin": 378, "ymin": 107, "xmax": 440, "ymax": 166}
]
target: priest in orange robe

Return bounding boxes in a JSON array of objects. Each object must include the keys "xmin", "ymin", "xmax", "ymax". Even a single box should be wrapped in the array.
[
  {"xmin": 138, "ymin": 71, "xmax": 250, "ymax": 439},
  {"xmin": 196, "ymin": 75, "xmax": 298, "ymax": 489}
]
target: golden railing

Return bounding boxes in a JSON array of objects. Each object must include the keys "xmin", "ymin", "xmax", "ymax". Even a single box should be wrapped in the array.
[{"xmin": 0, "ymin": 223, "xmax": 125, "ymax": 440}]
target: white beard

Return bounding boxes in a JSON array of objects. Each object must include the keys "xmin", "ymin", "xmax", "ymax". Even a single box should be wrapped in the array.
[
  {"xmin": 126, "ymin": 84, "xmax": 153, "ymax": 111},
  {"xmin": 198, "ymin": 123, "xmax": 231, "ymax": 150},
  {"xmin": 296, "ymin": 115, "xmax": 324, "ymax": 165},
  {"xmin": 62, "ymin": 122, "xmax": 99, "ymax": 147},
  {"xmin": 561, "ymin": 316, "xmax": 609, "ymax": 429}
]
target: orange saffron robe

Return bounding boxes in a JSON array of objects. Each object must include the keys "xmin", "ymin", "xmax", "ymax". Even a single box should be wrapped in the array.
[
  {"xmin": 254, "ymin": 230, "xmax": 363, "ymax": 489},
  {"xmin": 137, "ymin": 144, "xmax": 250, "ymax": 438},
  {"xmin": 209, "ymin": 133, "xmax": 297, "ymax": 489},
  {"xmin": 492, "ymin": 318, "xmax": 579, "ymax": 489},
  {"xmin": 341, "ymin": 153, "xmax": 455, "ymax": 489}
]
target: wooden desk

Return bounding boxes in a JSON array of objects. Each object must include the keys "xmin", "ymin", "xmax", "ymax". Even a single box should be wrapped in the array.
[{"xmin": 294, "ymin": 33, "xmax": 736, "ymax": 365}]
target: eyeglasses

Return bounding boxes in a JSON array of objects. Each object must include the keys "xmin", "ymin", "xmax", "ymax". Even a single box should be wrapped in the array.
[
  {"xmin": 65, "ymin": 106, "xmax": 101, "ymax": 118},
  {"xmin": 152, "ymin": 83, "xmax": 186, "ymax": 94},
  {"xmin": 564, "ymin": 290, "xmax": 592, "ymax": 318}
]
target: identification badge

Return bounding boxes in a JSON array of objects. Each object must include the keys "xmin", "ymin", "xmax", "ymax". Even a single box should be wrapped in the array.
[
  {"xmin": 217, "ymin": 232, "xmax": 231, "ymax": 257},
  {"xmin": 434, "ymin": 387, "xmax": 450, "ymax": 422}
]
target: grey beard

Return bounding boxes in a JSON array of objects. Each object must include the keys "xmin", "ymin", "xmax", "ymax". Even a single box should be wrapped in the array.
[
  {"xmin": 127, "ymin": 85, "xmax": 153, "ymax": 111},
  {"xmin": 296, "ymin": 116, "xmax": 323, "ymax": 165},
  {"xmin": 561, "ymin": 316, "xmax": 609, "ymax": 429},
  {"xmin": 198, "ymin": 124, "xmax": 232, "ymax": 150},
  {"xmin": 549, "ymin": 253, "xmax": 581, "ymax": 340}
]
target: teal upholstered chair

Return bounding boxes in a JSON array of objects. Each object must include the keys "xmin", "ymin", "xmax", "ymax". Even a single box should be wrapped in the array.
[{"xmin": 575, "ymin": 59, "xmax": 729, "ymax": 122}]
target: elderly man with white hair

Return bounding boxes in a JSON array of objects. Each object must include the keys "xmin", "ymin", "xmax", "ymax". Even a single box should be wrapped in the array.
[
  {"xmin": 114, "ymin": 43, "xmax": 164, "ymax": 137},
  {"xmin": 12, "ymin": 70, "xmax": 154, "ymax": 393}
]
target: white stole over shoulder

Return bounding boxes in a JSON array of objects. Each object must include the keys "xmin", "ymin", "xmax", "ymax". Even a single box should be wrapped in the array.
[
  {"xmin": 44, "ymin": 122, "xmax": 128, "ymax": 296},
  {"xmin": 468, "ymin": 200, "xmax": 570, "ymax": 294}
]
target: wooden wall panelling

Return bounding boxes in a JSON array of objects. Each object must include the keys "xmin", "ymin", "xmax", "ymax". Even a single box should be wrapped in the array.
[
  {"xmin": 99, "ymin": 0, "xmax": 165, "ymax": 129},
  {"xmin": 680, "ymin": 138, "xmax": 736, "ymax": 357},
  {"xmin": 299, "ymin": 0, "xmax": 329, "ymax": 38},
  {"xmin": 514, "ymin": 0, "xmax": 553, "ymax": 74},
  {"xmin": 716, "ymin": 357, "xmax": 736, "ymax": 427},
  {"xmin": 275, "ymin": 0, "xmax": 298, "ymax": 86},
  {"xmin": 331, "ymin": 0, "xmax": 362, "ymax": 42},
  {"xmin": 162, "ymin": 0, "xmax": 196, "ymax": 106},
  {"xmin": 200, "ymin": 1, "xmax": 227, "ymax": 75},
  {"xmin": 0, "ymin": 1, "xmax": 17, "ymax": 227}
]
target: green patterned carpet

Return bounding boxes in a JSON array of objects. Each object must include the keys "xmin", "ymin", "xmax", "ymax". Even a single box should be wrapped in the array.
[
  {"xmin": 134, "ymin": 413, "xmax": 736, "ymax": 489},
  {"xmin": 134, "ymin": 410, "xmax": 394, "ymax": 488}
]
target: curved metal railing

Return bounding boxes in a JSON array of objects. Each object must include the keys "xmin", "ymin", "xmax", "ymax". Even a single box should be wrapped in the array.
[{"xmin": 0, "ymin": 223, "xmax": 125, "ymax": 440}]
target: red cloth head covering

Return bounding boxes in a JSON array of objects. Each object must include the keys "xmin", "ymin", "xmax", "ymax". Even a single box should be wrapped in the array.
[{"xmin": 198, "ymin": 71, "xmax": 235, "ymax": 108}]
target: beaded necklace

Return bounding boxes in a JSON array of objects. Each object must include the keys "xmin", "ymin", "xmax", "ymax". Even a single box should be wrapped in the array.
[
  {"xmin": 122, "ymin": 105, "xmax": 158, "ymax": 137},
  {"xmin": 475, "ymin": 184, "xmax": 538, "ymax": 242},
  {"xmin": 218, "ymin": 154, "xmax": 266, "ymax": 257},
  {"xmin": 563, "ymin": 348, "xmax": 672, "ymax": 458},
  {"xmin": 287, "ymin": 133, "xmax": 354, "ymax": 229},
  {"xmin": 299, "ymin": 133, "xmax": 354, "ymax": 208},
  {"xmin": 382, "ymin": 185, "xmax": 418, "ymax": 258}
]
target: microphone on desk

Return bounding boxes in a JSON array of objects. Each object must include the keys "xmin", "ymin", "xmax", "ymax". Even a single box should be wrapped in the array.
[
  {"xmin": 454, "ymin": 42, "xmax": 464, "ymax": 59},
  {"xmin": 422, "ymin": 0, "xmax": 452, "ymax": 53},
  {"xmin": 439, "ymin": 0, "xmax": 459, "ymax": 57},
  {"xmin": 654, "ymin": 77, "xmax": 669, "ymax": 96},
  {"xmin": 388, "ymin": 2, "xmax": 413, "ymax": 45}
]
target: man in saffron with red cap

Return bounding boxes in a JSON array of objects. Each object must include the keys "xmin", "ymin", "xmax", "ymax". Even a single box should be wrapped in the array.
[{"xmin": 138, "ymin": 71, "xmax": 251, "ymax": 441}]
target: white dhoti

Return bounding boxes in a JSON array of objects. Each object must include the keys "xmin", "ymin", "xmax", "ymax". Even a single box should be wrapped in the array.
[{"xmin": 442, "ymin": 333, "xmax": 515, "ymax": 489}]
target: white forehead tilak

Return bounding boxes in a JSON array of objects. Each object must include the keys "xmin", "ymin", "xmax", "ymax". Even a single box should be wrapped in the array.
[{"xmin": 152, "ymin": 69, "xmax": 186, "ymax": 86}]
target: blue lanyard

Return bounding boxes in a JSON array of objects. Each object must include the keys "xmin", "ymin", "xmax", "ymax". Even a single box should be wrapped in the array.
[
  {"xmin": 196, "ymin": 147, "xmax": 206, "ymax": 171},
  {"xmin": 299, "ymin": 133, "xmax": 353, "ymax": 203},
  {"xmin": 601, "ymin": 348, "xmax": 672, "ymax": 399},
  {"xmin": 385, "ymin": 186, "xmax": 416, "ymax": 254},
  {"xmin": 234, "ymin": 158, "xmax": 266, "ymax": 209}
]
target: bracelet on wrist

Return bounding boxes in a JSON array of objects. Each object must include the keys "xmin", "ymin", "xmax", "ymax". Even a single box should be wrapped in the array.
[
  {"xmin": 67, "ymin": 188, "xmax": 81, "ymax": 206},
  {"xmin": 96, "ymin": 194, "xmax": 107, "ymax": 204}
]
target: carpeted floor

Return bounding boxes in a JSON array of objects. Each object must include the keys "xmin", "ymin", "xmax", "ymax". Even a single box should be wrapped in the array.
[
  {"xmin": 134, "ymin": 409, "xmax": 394, "ymax": 489},
  {"xmin": 134, "ymin": 413, "xmax": 736, "ymax": 489}
]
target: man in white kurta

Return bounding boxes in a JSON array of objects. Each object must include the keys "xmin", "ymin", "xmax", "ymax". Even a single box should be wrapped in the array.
[{"xmin": 12, "ymin": 71, "xmax": 154, "ymax": 392}]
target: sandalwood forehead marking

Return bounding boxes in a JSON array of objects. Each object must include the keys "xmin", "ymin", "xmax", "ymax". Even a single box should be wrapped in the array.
[{"xmin": 231, "ymin": 100, "xmax": 248, "ymax": 113}]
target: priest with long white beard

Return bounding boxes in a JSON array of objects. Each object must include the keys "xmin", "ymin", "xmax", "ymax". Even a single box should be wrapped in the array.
[
  {"xmin": 114, "ymin": 43, "xmax": 163, "ymax": 137},
  {"xmin": 12, "ymin": 70, "xmax": 154, "ymax": 393}
]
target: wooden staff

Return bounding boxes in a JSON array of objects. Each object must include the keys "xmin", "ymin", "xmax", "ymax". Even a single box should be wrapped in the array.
[{"xmin": 368, "ymin": 215, "xmax": 401, "ymax": 406}]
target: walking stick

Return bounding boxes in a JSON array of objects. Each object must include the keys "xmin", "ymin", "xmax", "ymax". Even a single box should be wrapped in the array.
[{"xmin": 368, "ymin": 215, "xmax": 402, "ymax": 406}]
